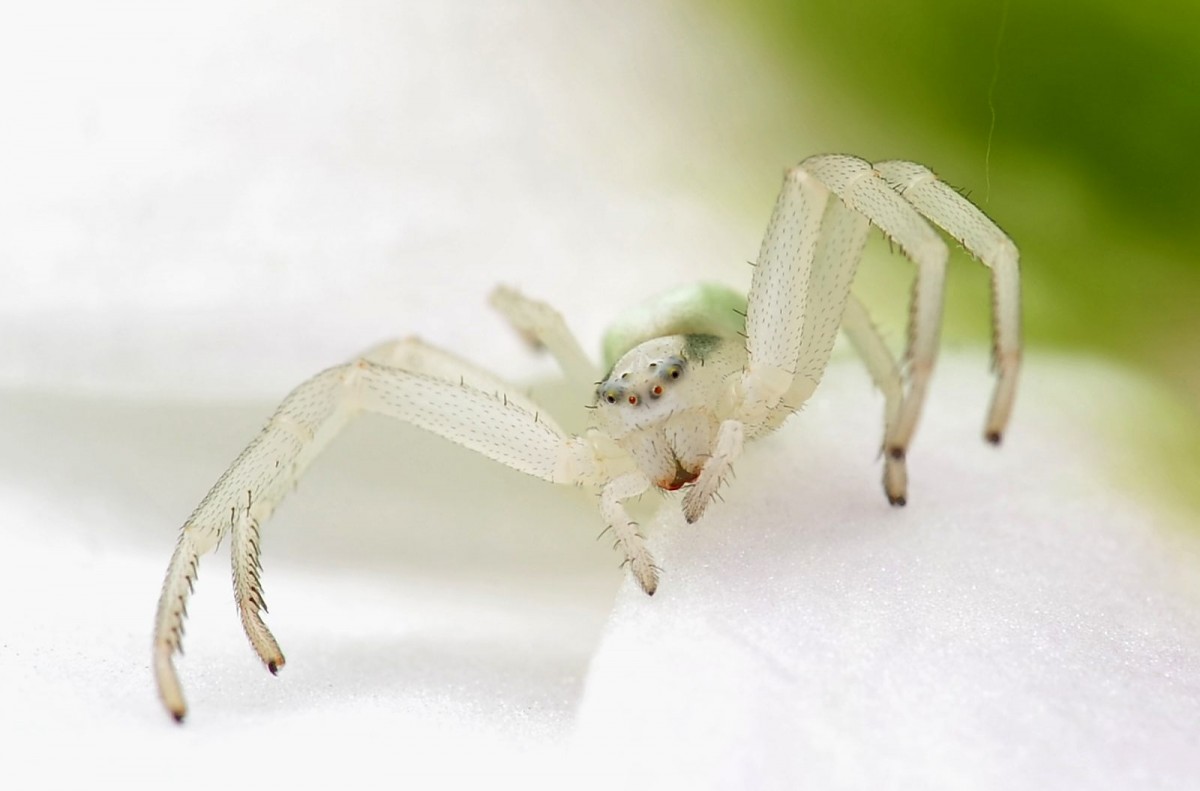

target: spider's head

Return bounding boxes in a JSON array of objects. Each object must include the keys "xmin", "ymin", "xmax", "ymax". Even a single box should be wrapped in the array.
[
  {"xmin": 597, "ymin": 355, "xmax": 686, "ymax": 407},
  {"xmin": 594, "ymin": 338, "xmax": 696, "ymax": 433}
]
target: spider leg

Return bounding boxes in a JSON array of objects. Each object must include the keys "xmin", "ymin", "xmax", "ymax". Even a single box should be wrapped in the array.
[
  {"xmin": 739, "ymin": 162, "xmax": 828, "ymax": 423},
  {"xmin": 874, "ymin": 160, "xmax": 1022, "ymax": 443},
  {"xmin": 673, "ymin": 165, "xmax": 825, "ymax": 523},
  {"xmin": 800, "ymin": 155, "xmax": 950, "ymax": 463},
  {"xmin": 841, "ymin": 293, "xmax": 908, "ymax": 506},
  {"xmin": 489, "ymin": 284, "xmax": 597, "ymax": 386},
  {"xmin": 686, "ymin": 164, "xmax": 872, "ymax": 521},
  {"xmin": 764, "ymin": 189, "xmax": 873, "ymax": 430},
  {"xmin": 792, "ymin": 198, "xmax": 872, "ymax": 395},
  {"xmin": 153, "ymin": 339, "xmax": 606, "ymax": 721}
]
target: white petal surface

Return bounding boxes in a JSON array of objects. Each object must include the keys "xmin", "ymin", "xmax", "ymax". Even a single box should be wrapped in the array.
[{"xmin": 573, "ymin": 356, "xmax": 1200, "ymax": 789}]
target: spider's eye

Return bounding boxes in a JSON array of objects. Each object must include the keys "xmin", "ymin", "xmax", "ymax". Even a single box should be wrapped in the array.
[
  {"xmin": 668, "ymin": 366, "xmax": 682, "ymax": 379},
  {"xmin": 628, "ymin": 395, "xmax": 638, "ymax": 405},
  {"xmin": 605, "ymin": 393, "xmax": 616, "ymax": 404},
  {"xmin": 651, "ymin": 385, "xmax": 663, "ymax": 397}
]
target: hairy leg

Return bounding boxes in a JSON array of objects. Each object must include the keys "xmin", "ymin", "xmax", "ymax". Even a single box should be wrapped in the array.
[
  {"xmin": 875, "ymin": 160, "xmax": 1022, "ymax": 442},
  {"xmin": 154, "ymin": 342, "xmax": 600, "ymax": 720},
  {"xmin": 801, "ymin": 154, "xmax": 950, "ymax": 462},
  {"xmin": 490, "ymin": 285, "xmax": 597, "ymax": 386}
]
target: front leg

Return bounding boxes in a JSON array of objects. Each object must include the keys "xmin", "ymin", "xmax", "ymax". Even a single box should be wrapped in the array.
[
  {"xmin": 676, "ymin": 164, "xmax": 842, "ymax": 522},
  {"xmin": 154, "ymin": 340, "xmax": 602, "ymax": 721},
  {"xmin": 154, "ymin": 365, "xmax": 354, "ymax": 720}
]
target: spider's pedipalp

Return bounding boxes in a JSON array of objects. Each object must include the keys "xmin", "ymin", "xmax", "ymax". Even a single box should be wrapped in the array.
[
  {"xmin": 681, "ymin": 418, "xmax": 744, "ymax": 523},
  {"xmin": 600, "ymin": 472, "xmax": 659, "ymax": 595}
]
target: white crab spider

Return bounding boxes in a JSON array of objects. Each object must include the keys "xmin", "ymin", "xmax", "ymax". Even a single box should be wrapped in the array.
[{"xmin": 153, "ymin": 154, "xmax": 1021, "ymax": 721}]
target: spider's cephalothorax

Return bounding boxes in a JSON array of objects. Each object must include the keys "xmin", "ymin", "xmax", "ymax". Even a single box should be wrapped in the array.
[
  {"xmin": 594, "ymin": 333, "xmax": 745, "ymax": 491},
  {"xmin": 153, "ymin": 154, "xmax": 1021, "ymax": 721}
]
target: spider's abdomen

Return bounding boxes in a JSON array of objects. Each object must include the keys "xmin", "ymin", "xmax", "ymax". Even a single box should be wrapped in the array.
[{"xmin": 600, "ymin": 282, "xmax": 747, "ymax": 369}]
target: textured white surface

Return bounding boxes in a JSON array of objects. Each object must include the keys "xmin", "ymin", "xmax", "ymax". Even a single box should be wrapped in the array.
[
  {"xmin": 2, "ymin": 2, "xmax": 1199, "ymax": 790},
  {"xmin": 573, "ymin": 357, "xmax": 1200, "ymax": 790},
  {"xmin": 2, "ymin": 357, "xmax": 1199, "ymax": 791}
]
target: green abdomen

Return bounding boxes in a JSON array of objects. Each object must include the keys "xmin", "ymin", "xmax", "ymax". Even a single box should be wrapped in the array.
[{"xmin": 601, "ymin": 282, "xmax": 747, "ymax": 368}]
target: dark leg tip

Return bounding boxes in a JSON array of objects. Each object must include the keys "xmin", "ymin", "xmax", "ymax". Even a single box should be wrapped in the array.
[
  {"xmin": 172, "ymin": 711, "xmax": 185, "ymax": 724},
  {"xmin": 985, "ymin": 430, "xmax": 1003, "ymax": 445},
  {"xmin": 888, "ymin": 494, "xmax": 907, "ymax": 507},
  {"xmin": 267, "ymin": 661, "xmax": 279, "ymax": 675}
]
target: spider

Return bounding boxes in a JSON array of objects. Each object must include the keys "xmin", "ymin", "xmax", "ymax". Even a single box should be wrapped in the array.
[{"xmin": 153, "ymin": 154, "xmax": 1021, "ymax": 721}]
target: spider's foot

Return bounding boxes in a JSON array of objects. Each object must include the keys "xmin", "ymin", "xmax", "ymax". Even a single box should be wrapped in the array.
[
  {"xmin": 883, "ymin": 446, "xmax": 908, "ymax": 507},
  {"xmin": 985, "ymin": 429, "xmax": 1003, "ymax": 445},
  {"xmin": 155, "ymin": 645, "xmax": 190, "ymax": 723},
  {"xmin": 241, "ymin": 611, "xmax": 286, "ymax": 677},
  {"xmin": 635, "ymin": 563, "xmax": 659, "ymax": 597},
  {"xmin": 256, "ymin": 636, "xmax": 286, "ymax": 675}
]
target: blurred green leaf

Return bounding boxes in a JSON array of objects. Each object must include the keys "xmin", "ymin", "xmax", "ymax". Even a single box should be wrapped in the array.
[{"xmin": 710, "ymin": 0, "xmax": 1200, "ymax": 514}]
